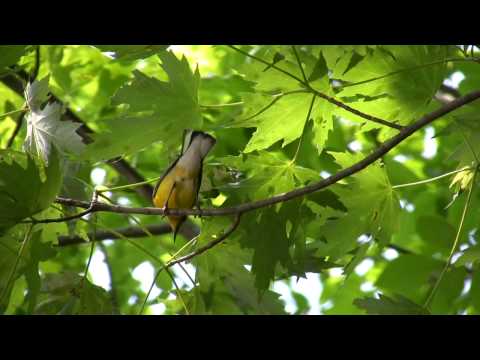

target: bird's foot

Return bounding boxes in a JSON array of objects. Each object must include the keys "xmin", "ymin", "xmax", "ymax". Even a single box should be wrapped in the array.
[{"xmin": 160, "ymin": 205, "xmax": 169, "ymax": 218}]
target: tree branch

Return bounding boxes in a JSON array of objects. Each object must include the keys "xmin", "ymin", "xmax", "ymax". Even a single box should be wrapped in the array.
[
  {"xmin": 165, "ymin": 213, "xmax": 242, "ymax": 268},
  {"xmin": 227, "ymin": 45, "xmax": 403, "ymax": 131},
  {"xmin": 6, "ymin": 111, "xmax": 26, "ymax": 148},
  {"xmin": 58, "ymin": 223, "xmax": 171, "ymax": 246},
  {"xmin": 47, "ymin": 90, "xmax": 480, "ymax": 221},
  {"xmin": 307, "ymin": 86, "xmax": 404, "ymax": 130}
]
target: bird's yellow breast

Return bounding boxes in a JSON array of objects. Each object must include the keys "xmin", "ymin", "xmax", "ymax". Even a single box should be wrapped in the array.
[
  {"xmin": 153, "ymin": 165, "xmax": 198, "ymax": 235},
  {"xmin": 153, "ymin": 166, "xmax": 197, "ymax": 210}
]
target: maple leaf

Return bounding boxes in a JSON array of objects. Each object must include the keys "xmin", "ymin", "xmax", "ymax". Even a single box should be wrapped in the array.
[
  {"xmin": 24, "ymin": 76, "xmax": 50, "ymax": 112},
  {"xmin": 23, "ymin": 78, "xmax": 85, "ymax": 164}
]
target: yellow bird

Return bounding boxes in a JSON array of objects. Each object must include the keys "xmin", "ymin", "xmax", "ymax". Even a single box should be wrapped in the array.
[{"xmin": 152, "ymin": 129, "xmax": 216, "ymax": 241}]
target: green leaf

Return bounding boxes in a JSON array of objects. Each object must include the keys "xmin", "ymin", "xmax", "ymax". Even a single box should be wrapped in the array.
[
  {"xmin": 0, "ymin": 45, "xmax": 29, "ymax": 74},
  {"xmin": 233, "ymin": 93, "xmax": 313, "ymax": 153},
  {"xmin": 238, "ymin": 52, "xmax": 302, "ymax": 93},
  {"xmin": 292, "ymin": 290, "xmax": 309, "ymax": 314},
  {"xmin": 233, "ymin": 50, "xmax": 333, "ymax": 154},
  {"xmin": 238, "ymin": 199, "xmax": 303, "ymax": 293},
  {"xmin": 0, "ymin": 231, "xmax": 22, "ymax": 311},
  {"xmin": 82, "ymin": 51, "xmax": 202, "ymax": 162},
  {"xmin": 35, "ymin": 272, "xmax": 113, "ymax": 314},
  {"xmin": 343, "ymin": 242, "xmax": 371, "ymax": 278},
  {"xmin": 376, "ymin": 254, "xmax": 442, "ymax": 303},
  {"xmin": 430, "ymin": 267, "xmax": 466, "ymax": 314},
  {"xmin": 193, "ymin": 227, "xmax": 285, "ymax": 314},
  {"xmin": 354, "ymin": 293, "xmax": 430, "ymax": 315},
  {"xmin": 43, "ymin": 45, "xmax": 134, "ymax": 123},
  {"xmin": 4, "ymin": 276, "xmax": 27, "ymax": 314},
  {"xmin": 416, "ymin": 215, "xmax": 456, "ymax": 252},
  {"xmin": 23, "ymin": 230, "xmax": 57, "ymax": 313},
  {"xmin": 448, "ymin": 131, "xmax": 480, "ymax": 194},
  {"xmin": 94, "ymin": 45, "xmax": 168, "ymax": 60},
  {"xmin": 219, "ymin": 151, "xmax": 320, "ymax": 202},
  {"xmin": 467, "ymin": 270, "xmax": 480, "ymax": 313},
  {"xmin": 308, "ymin": 51, "xmax": 329, "ymax": 83},
  {"xmin": 321, "ymin": 272, "xmax": 369, "ymax": 314},
  {"xmin": 314, "ymin": 152, "xmax": 400, "ymax": 259},
  {"xmin": 455, "ymin": 61, "xmax": 480, "ymax": 95},
  {"xmin": 336, "ymin": 45, "xmax": 450, "ymax": 129},
  {"xmin": 0, "ymin": 150, "xmax": 62, "ymax": 232},
  {"xmin": 0, "ymin": 227, "xmax": 55, "ymax": 313},
  {"xmin": 454, "ymin": 245, "xmax": 480, "ymax": 267}
]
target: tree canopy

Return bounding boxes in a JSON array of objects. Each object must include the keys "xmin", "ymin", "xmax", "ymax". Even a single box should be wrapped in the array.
[{"xmin": 1, "ymin": 45, "xmax": 480, "ymax": 315}]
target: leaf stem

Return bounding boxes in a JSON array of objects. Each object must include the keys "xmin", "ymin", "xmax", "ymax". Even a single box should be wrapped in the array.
[
  {"xmin": 0, "ymin": 108, "xmax": 26, "ymax": 121},
  {"xmin": 233, "ymin": 89, "xmax": 309, "ymax": 125},
  {"xmin": 227, "ymin": 45, "xmax": 305, "ymax": 84},
  {"xmin": 98, "ymin": 176, "xmax": 162, "ymax": 193},
  {"xmin": 127, "ymin": 239, "xmax": 190, "ymax": 315},
  {"xmin": 291, "ymin": 45, "xmax": 308, "ymax": 84},
  {"xmin": 200, "ymin": 101, "xmax": 244, "ymax": 109},
  {"xmin": 292, "ymin": 94, "xmax": 316, "ymax": 163},
  {"xmin": 455, "ymin": 119, "xmax": 480, "ymax": 164},
  {"xmin": 423, "ymin": 168, "xmax": 478, "ymax": 310},
  {"xmin": 392, "ymin": 167, "xmax": 473, "ymax": 189},
  {"xmin": 338, "ymin": 57, "xmax": 480, "ymax": 89}
]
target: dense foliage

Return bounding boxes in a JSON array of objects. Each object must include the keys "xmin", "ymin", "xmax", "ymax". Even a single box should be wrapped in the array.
[{"xmin": 1, "ymin": 45, "xmax": 480, "ymax": 315}]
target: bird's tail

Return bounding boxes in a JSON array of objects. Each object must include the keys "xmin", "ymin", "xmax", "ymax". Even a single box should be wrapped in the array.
[{"xmin": 169, "ymin": 215, "xmax": 186, "ymax": 243}]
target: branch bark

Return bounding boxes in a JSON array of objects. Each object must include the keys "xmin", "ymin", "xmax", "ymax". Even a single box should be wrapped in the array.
[
  {"xmin": 58, "ymin": 223, "xmax": 171, "ymax": 246},
  {"xmin": 49, "ymin": 90, "xmax": 480, "ymax": 220}
]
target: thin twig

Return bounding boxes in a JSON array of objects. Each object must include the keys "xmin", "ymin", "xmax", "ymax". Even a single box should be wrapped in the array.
[
  {"xmin": 30, "ymin": 190, "xmax": 99, "ymax": 224},
  {"xmin": 164, "ymin": 266, "xmax": 190, "ymax": 315},
  {"xmin": 200, "ymin": 101, "xmax": 244, "ymax": 108},
  {"xmin": 57, "ymin": 223, "xmax": 171, "ymax": 246},
  {"xmin": 6, "ymin": 111, "xmax": 26, "ymax": 149},
  {"xmin": 423, "ymin": 168, "xmax": 478, "ymax": 310},
  {"xmin": 307, "ymin": 86, "xmax": 404, "ymax": 130},
  {"xmin": 392, "ymin": 167, "xmax": 473, "ymax": 189},
  {"xmin": 0, "ymin": 108, "xmax": 26, "ymax": 121}
]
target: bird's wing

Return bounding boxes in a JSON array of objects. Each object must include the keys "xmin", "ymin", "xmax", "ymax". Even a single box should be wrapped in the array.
[
  {"xmin": 194, "ymin": 160, "xmax": 203, "ymax": 206},
  {"xmin": 152, "ymin": 155, "xmax": 180, "ymax": 202}
]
